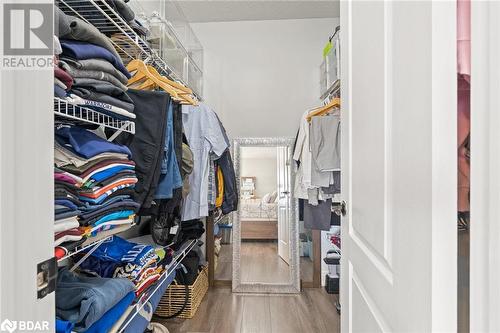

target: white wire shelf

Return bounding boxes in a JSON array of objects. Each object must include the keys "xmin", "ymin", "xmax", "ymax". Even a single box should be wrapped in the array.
[
  {"xmin": 118, "ymin": 238, "xmax": 198, "ymax": 332},
  {"xmin": 54, "ymin": 97, "xmax": 135, "ymax": 135},
  {"xmin": 55, "ymin": 0, "xmax": 203, "ymax": 101},
  {"xmin": 57, "ymin": 221, "xmax": 137, "ymax": 263},
  {"xmin": 57, "ymin": 235, "xmax": 111, "ymax": 263},
  {"xmin": 57, "ymin": 0, "xmax": 151, "ymax": 62},
  {"xmin": 321, "ymin": 79, "xmax": 341, "ymax": 101}
]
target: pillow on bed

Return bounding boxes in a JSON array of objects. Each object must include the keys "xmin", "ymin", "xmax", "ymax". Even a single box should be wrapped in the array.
[
  {"xmin": 269, "ymin": 191, "xmax": 278, "ymax": 203},
  {"xmin": 262, "ymin": 193, "xmax": 271, "ymax": 204}
]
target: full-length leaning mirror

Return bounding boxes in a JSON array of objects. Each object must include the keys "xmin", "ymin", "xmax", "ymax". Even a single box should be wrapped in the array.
[{"xmin": 232, "ymin": 137, "xmax": 300, "ymax": 293}]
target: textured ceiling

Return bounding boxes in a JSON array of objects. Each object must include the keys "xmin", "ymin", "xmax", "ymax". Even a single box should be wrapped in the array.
[{"xmin": 172, "ymin": 1, "xmax": 340, "ymax": 23}]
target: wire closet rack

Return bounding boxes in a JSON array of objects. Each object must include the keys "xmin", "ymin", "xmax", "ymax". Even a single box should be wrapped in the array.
[
  {"xmin": 54, "ymin": 97, "xmax": 136, "ymax": 135},
  {"xmin": 56, "ymin": 0, "xmax": 201, "ymax": 100}
]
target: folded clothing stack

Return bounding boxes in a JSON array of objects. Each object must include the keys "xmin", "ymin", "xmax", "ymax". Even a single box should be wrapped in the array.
[
  {"xmin": 105, "ymin": 0, "xmax": 150, "ymax": 38},
  {"xmin": 54, "ymin": 125, "xmax": 140, "ymax": 259},
  {"xmin": 77, "ymin": 236, "xmax": 174, "ymax": 297},
  {"xmin": 56, "ymin": 268, "xmax": 135, "ymax": 332},
  {"xmin": 54, "ymin": 35, "xmax": 73, "ymax": 98},
  {"xmin": 54, "ymin": 7, "xmax": 135, "ymax": 120}
]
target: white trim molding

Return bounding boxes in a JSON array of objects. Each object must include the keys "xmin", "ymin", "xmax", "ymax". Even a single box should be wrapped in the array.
[{"xmin": 470, "ymin": 1, "xmax": 500, "ymax": 332}]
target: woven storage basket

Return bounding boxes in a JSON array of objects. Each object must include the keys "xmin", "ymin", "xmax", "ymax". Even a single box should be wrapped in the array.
[{"xmin": 155, "ymin": 265, "xmax": 209, "ymax": 319}]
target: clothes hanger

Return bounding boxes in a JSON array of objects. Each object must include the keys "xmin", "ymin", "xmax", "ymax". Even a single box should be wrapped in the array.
[
  {"xmin": 146, "ymin": 65, "xmax": 193, "ymax": 95},
  {"xmin": 126, "ymin": 59, "xmax": 154, "ymax": 87},
  {"xmin": 126, "ymin": 60, "xmax": 197, "ymax": 105},
  {"xmin": 144, "ymin": 65, "xmax": 198, "ymax": 105},
  {"xmin": 306, "ymin": 97, "xmax": 341, "ymax": 122},
  {"xmin": 126, "ymin": 59, "xmax": 180, "ymax": 99}
]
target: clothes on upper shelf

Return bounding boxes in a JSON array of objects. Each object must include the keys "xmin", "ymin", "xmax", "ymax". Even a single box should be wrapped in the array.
[
  {"xmin": 56, "ymin": 268, "xmax": 135, "ymax": 332},
  {"xmin": 55, "ymin": 7, "xmax": 121, "ymax": 60},
  {"xmin": 54, "ymin": 8, "xmax": 135, "ymax": 120},
  {"xmin": 60, "ymin": 40, "xmax": 129, "ymax": 78},
  {"xmin": 54, "ymin": 125, "xmax": 139, "ymax": 259}
]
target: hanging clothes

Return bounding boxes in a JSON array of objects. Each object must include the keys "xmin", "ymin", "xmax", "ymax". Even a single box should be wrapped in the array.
[
  {"xmin": 154, "ymin": 101, "xmax": 183, "ymax": 199},
  {"xmin": 114, "ymin": 89, "xmax": 170, "ymax": 209},
  {"xmin": 310, "ymin": 114, "xmax": 341, "ymax": 172},
  {"xmin": 215, "ymin": 166, "xmax": 224, "ymax": 208},
  {"xmin": 181, "ymin": 103, "xmax": 230, "ymax": 221},
  {"xmin": 216, "ymin": 149, "xmax": 238, "ymax": 215}
]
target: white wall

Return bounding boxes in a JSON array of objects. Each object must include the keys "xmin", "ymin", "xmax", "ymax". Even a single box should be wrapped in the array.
[
  {"xmin": 241, "ymin": 157, "xmax": 277, "ymax": 198},
  {"xmin": 192, "ymin": 18, "xmax": 339, "ymax": 138}
]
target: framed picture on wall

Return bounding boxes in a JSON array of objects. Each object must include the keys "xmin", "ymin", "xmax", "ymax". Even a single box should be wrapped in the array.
[{"xmin": 240, "ymin": 176, "xmax": 256, "ymax": 198}]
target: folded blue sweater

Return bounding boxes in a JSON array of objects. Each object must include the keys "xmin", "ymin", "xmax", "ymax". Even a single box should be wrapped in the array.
[{"xmin": 56, "ymin": 269, "xmax": 135, "ymax": 332}]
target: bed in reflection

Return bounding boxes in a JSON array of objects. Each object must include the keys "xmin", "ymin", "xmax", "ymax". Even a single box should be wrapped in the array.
[{"xmin": 240, "ymin": 192, "xmax": 278, "ymax": 240}]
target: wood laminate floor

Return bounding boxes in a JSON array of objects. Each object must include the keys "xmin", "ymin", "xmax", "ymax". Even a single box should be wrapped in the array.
[
  {"xmin": 215, "ymin": 244, "xmax": 232, "ymax": 281},
  {"xmin": 160, "ymin": 286, "xmax": 340, "ymax": 333},
  {"xmin": 215, "ymin": 242, "xmax": 313, "ymax": 282},
  {"xmin": 241, "ymin": 241, "xmax": 289, "ymax": 284},
  {"xmin": 458, "ymin": 230, "xmax": 469, "ymax": 332}
]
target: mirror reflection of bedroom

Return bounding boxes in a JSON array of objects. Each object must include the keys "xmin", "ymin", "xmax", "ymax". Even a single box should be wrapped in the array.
[
  {"xmin": 240, "ymin": 146, "xmax": 288, "ymax": 284},
  {"xmin": 214, "ymin": 143, "xmax": 313, "ymax": 285}
]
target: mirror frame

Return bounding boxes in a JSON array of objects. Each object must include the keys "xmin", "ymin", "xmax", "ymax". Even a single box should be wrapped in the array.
[{"xmin": 231, "ymin": 137, "xmax": 300, "ymax": 293}]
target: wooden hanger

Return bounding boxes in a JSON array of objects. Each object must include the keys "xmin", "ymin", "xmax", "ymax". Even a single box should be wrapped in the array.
[
  {"xmin": 145, "ymin": 65, "xmax": 198, "ymax": 105},
  {"xmin": 306, "ymin": 97, "xmax": 341, "ymax": 122},
  {"xmin": 146, "ymin": 65, "xmax": 193, "ymax": 95},
  {"xmin": 126, "ymin": 60, "xmax": 197, "ymax": 105},
  {"xmin": 126, "ymin": 59, "xmax": 180, "ymax": 99}
]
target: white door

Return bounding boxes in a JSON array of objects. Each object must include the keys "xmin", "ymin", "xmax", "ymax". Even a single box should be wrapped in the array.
[
  {"xmin": 277, "ymin": 146, "xmax": 290, "ymax": 264},
  {"xmin": 340, "ymin": 1, "xmax": 457, "ymax": 332}
]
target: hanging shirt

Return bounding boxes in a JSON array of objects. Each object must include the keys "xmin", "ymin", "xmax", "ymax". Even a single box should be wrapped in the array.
[
  {"xmin": 310, "ymin": 114, "xmax": 341, "ymax": 172},
  {"xmin": 181, "ymin": 104, "xmax": 229, "ymax": 221},
  {"xmin": 293, "ymin": 110, "xmax": 333, "ymax": 199}
]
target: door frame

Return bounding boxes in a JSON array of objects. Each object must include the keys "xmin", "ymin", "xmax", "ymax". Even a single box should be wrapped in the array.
[
  {"xmin": 277, "ymin": 145, "xmax": 291, "ymax": 264},
  {"xmin": 0, "ymin": 0, "xmax": 55, "ymax": 325},
  {"xmin": 470, "ymin": 2, "xmax": 500, "ymax": 331}
]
